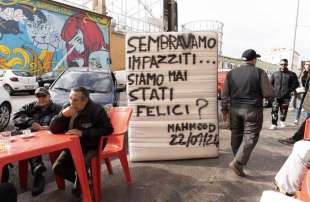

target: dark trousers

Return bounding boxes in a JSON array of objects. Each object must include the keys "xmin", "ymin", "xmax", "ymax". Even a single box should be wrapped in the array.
[
  {"xmin": 271, "ymin": 98, "xmax": 290, "ymax": 125},
  {"xmin": 292, "ymin": 116, "xmax": 310, "ymax": 141},
  {"xmin": 1, "ymin": 165, "xmax": 9, "ymax": 183},
  {"xmin": 52, "ymin": 149, "xmax": 96, "ymax": 185},
  {"xmin": 230, "ymin": 107, "xmax": 263, "ymax": 166},
  {"xmin": 0, "ymin": 183, "xmax": 17, "ymax": 202},
  {"xmin": 1, "ymin": 156, "xmax": 43, "ymax": 184},
  {"xmin": 29, "ymin": 156, "xmax": 44, "ymax": 175}
]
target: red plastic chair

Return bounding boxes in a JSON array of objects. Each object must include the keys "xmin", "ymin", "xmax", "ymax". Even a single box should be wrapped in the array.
[
  {"xmin": 296, "ymin": 118, "xmax": 310, "ymax": 201},
  {"xmin": 90, "ymin": 107, "xmax": 133, "ymax": 202},
  {"xmin": 304, "ymin": 118, "xmax": 310, "ymax": 139}
]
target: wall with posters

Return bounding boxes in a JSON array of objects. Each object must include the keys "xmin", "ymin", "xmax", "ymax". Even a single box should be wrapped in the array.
[
  {"xmin": 0, "ymin": 0, "xmax": 110, "ymax": 75},
  {"xmin": 126, "ymin": 32, "xmax": 219, "ymax": 161}
]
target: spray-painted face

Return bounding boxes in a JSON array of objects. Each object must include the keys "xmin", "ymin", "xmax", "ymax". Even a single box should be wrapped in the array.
[{"xmin": 69, "ymin": 29, "xmax": 84, "ymax": 53}]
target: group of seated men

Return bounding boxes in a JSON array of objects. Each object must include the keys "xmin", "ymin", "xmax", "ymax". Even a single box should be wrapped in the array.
[{"xmin": 0, "ymin": 87, "xmax": 114, "ymax": 202}]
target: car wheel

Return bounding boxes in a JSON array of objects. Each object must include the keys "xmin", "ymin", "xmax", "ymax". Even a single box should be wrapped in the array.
[
  {"xmin": 3, "ymin": 84, "xmax": 14, "ymax": 96},
  {"xmin": 0, "ymin": 103, "xmax": 11, "ymax": 131}
]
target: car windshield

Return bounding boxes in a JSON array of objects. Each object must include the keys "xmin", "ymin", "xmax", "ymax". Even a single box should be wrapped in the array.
[
  {"xmin": 53, "ymin": 71, "xmax": 112, "ymax": 93},
  {"xmin": 13, "ymin": 71, "xmax": 33, "ymax": 77},
  {"xmin": 42, "ymin": 72, "xmax": 56, "ymax": 79}
]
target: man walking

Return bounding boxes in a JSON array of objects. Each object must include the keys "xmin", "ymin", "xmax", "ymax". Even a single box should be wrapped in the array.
[
  {"xmin": 269, "ymin": 59, "xmax": 299, "ymax": 129},
  {"xmin": 221, "ymin": 49, "xmax": 273, "ymax": 177}
]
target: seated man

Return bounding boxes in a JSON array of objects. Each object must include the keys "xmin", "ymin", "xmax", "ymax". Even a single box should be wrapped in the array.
[
  {"xmin": 50, "ymin": 87, "xmax": 113, "ymax": 200},
  {"xmin": 12, "ymin": 87, "xmax": 61, "ymax": 196},
  {"xmin": 274, "ymin": 140, "xmax": 310, "ymax": 195}
]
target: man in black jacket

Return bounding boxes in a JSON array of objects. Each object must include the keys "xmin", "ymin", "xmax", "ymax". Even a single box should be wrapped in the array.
[
  {"xmin": 12, "ymin": 87, "xmax": 61, "ymax": 196},
  {"xmin": 50, "ymin": 87, "xmax": 113, "ymax": 200},
  {"xmin": 269, "ymin": 59, "xmax": 299, "ymax": 130},
  {"xmin": 221, "ymin": 49, "xmax": 273, "ymax": 177}
]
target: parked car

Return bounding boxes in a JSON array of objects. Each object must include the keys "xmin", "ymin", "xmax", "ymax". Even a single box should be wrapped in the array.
[
  {"xmin": 49, "ymin": 67, "xmax": 120, "ymax": 107},
  {"xmin": 0, "ymin": 70, "xmax": 38, "ymax": 95},
  {"xmin": 0, "ymin": 86, "xmax": 12, "ymax": 131},
  {"xmin": 37, "ymin": 71, "xmax": 60, "ymax": 87},
  {"xmin": 113, "ymin": 70, "xmax": 126, "ymax": 92}
]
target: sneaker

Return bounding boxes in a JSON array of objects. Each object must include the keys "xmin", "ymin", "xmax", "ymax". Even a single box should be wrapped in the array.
[
  {"xmin": 229, "ymin": 161, "xmax": 246, "ymax": 177},
  {"xmin": 278, "ymin": 138, "xmax": 296, "ymax": 145},
  {"xmin": 273, "ymin": 182, "xmax": 295, "ymax": 197},
  {"xmin": 31, "ymin": 174, "xmax": 45, "ymax": 196},
  {"xmin": 279, "ymin": 121, "xmax": 286, "ymax": 128},
  {"xmin": 269, "ymin": 124, "xmax": 277, "ymax": 130},
  {"xmin": 294, "ymin": 120, "xmax": 299, "ymax": 125}
]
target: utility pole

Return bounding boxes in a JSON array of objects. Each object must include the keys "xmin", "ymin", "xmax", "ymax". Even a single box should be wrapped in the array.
[
  {"xmin": 93, "ymin": 0, "xmax": 107, "ymax": 15},
  {"xmin": 291, "ymin": 0, "xmax": 300, "ymax": 70},
  {"xmin": 163, "ymin": 0, "xmax": 178, "ymax": 32}
]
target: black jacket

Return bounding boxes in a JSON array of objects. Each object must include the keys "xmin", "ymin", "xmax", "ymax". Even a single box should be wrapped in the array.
[
  {"xmin": 270, "ymin": 70, "xmax": 299, "ymax": 99},
  {"xmin": 49, "ymin": 100, "xmax": 113, "ymax": 151},
  {"xmin": 221, "ymin": 63, "xmax": 273, "ymax": 111},
  {"xmin": 13, "ymin": 101, "xmax": 61, "ymax": 130},
  {"xmin": 301, "ymin": 70, "xmax": 310, "ymax": 89}
]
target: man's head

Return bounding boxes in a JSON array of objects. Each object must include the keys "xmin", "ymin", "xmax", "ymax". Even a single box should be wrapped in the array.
[
  {"xmin": 69, "ymin": 87, "xmax": 89, "ymax": 112},
  {"xmin": 304, "ymin": 60, "xmax": 310, "ymax": 71},
  {"xmin": 279, "ymin": 59, "xmax": 289, "ymax": 71},
  {"xmin": 241, "ymin": 49, "xmax": 261, "ymax": 64},
  {"xmin": 35, "ymin": 87, "xmax": 51, "ymax": 108}
]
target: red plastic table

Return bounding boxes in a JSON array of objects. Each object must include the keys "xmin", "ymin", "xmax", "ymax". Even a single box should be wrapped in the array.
[{"xmin": 0, "ymin": 130, "xmax": 92, "ymax": 202}]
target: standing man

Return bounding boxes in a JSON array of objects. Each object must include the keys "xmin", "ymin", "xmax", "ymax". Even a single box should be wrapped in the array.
[
  {"xmin": 13, "ymin": 87, "xmax": 61, "ymax": 196},
  {"xmin": 294, "ymin": 61, "xmax": 310, "ymax": 125},
  {"xmin": 50, "ymin": 87, "xmax": 113, "ymax": 200},
  {"xmin": 221, "ymin": 49, "xmax": 273, "ymax": 177},
  {"xmin": 269, "ymin": 59, "xmax": 299, "ymax": 129}
]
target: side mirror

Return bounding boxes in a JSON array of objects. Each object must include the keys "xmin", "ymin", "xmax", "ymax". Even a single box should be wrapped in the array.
[{"xmin": 43, "ymin": 83, "xmax": 51, "ymax": 89}]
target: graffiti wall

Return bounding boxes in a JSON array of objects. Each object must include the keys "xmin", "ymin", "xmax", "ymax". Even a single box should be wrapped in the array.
[{"xmin": 0, "ymin": 0, "xmax": 110, "ymax": 75}]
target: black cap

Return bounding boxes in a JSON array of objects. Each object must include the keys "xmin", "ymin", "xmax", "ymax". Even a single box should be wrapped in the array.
[
  {"xmin": 241, "ymin": 49, "xmax": 261, "ymax": 61},
  {"xmin": 35, "ymin": 87, "xmax": 50, "ymax": 96}
]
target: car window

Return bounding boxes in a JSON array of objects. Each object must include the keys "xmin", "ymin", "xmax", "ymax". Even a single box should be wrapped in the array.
[
  {"xmin": 53, "ymin": 71, "xmax": 112, "ymax": 93},
  {"xmin": 13, "ymin": 71, "xmax": 33, "ymax": 77}
]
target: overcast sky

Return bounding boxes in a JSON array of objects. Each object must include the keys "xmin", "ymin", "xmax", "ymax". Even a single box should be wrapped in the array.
[
  {"xmin": 177, "ymin": 0, "xmax": 310, "ymax": 60},
  {"xmin": 60, "ymin": 0, "xmax": 309, "ymax": 60}
]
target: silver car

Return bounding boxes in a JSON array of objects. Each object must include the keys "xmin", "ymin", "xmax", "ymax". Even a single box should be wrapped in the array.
[
  {"xmin": 0, "ymin": 86, "xmax": 12, "ymax": 131},
  {"xmin": 49, "ymin": 67, "xmax": 119, "ymax": 107}
]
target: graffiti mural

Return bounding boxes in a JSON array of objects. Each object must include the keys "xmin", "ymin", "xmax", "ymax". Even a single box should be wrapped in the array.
[{"xmin": 0, "ymin": 0, "xmax": 110, "ymax": 75}]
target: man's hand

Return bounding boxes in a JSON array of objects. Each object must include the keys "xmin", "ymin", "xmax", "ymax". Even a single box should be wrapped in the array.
[
  {"xmin": 62, "ymin": 106, "xmax": 77, "ymax": 117},
  {"xmin": 31, "ymin": 122, "xmax": 47, "ymax": 131},
  {"xmin": 222, "ymin": 111, "xmax": 229, "ymax": 122},
  {"xmin": 65, "ymin": 129, "xmax": 82, "ymax": 136}
]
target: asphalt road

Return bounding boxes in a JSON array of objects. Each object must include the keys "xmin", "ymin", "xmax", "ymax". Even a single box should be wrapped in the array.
[{"xmin": 5, "ymin": 94, "xmax": 297, "ymax": 202}]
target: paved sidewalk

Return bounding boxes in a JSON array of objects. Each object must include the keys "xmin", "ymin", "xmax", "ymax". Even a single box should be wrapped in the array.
[{"xmin": 15, "ymin": 108, "xmax": 298, "ymax": 202}]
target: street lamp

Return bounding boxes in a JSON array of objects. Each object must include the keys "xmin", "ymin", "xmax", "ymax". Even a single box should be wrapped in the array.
[{"xmin": 291, "ymin": 0, "xmax": 300, "ymax": 70}]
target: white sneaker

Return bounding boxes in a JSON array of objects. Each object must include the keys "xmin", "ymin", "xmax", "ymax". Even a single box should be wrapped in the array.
[
  {"xmin": 269, "ymin": 124, "xmax": 277, "ymax": 130},
  {"xmin": 294, "ymin": 120, "xmax": 299, "ymax": 125},
  {"xmin": 279, "ymin": 121, "xmax": 286, "ymax": 128}
]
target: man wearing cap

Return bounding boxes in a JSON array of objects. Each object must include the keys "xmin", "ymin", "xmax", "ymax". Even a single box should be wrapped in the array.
[
  {"xmin": 269, "ymin": 59, "xmax": 299, "ymax": 130},
  {"xmin": 221, "ymin": 49, "xmax": 273, "ymax": 177},
  {"xmin": 12, "ymin": 87, "xmax": 61, "ymax": 196}
]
